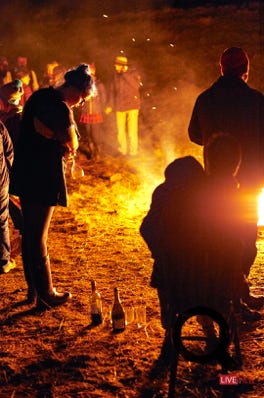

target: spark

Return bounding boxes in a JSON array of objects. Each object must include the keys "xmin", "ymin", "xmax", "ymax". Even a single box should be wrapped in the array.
[
  {"xmin": 169, "ymin": 43, "xmax": 174, "ymax": 47},
  {"xmin": 102, "ymin": 14, "xmax": 109, "ymax": 18},
  {"xmin": 132, "ymin": 38, "xmax": 136, "ymax": 42},
  {"xmin": 152, "ymin": 106, "xmax": 157, "ymax": 110}
]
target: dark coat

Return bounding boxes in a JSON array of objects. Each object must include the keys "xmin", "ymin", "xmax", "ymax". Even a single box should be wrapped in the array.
[{"xmin": 188, "ymin": 76, "xmax": 264, "ymax": 189}]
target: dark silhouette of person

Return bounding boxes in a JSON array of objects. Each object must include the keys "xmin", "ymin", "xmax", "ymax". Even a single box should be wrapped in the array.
[
  {"xmin": 140, "ymin": 156, "xmax": 206, "ymax": 329},
  {"xmin": 141, "ymin": 133, "xmax": 261, "ymax": 334},
  {"xmin": 188, "ymin": 47, "xmax": 264, "ymax": 310}
]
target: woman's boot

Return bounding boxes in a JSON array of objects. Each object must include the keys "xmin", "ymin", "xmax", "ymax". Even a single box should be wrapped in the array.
[
  {"xmin": 33, "ymin": 255, "xmax": 72, "ymax": 310},
  {"xmin": 22, "ymin": 259, "xmax": 37, "ymax": 303}
]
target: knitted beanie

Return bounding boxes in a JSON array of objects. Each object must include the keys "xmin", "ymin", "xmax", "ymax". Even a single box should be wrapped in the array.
[{"xmin": 220, "ymin": 47, "xmax": 249, "ymax": 76}]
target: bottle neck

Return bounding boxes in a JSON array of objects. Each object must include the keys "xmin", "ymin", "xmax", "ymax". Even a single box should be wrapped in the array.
[
  {"xmin": 91, "ymin": 280, "xmax": 96, "ymax": 292},
  {"xmin": 114, "ymin": 288, "xmax": 120, "ymax": 302}
]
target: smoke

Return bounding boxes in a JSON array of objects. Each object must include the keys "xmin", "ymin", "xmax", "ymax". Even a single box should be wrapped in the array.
[{"xmin": 1, "ymin": 0, "xmax": 262, "ymax": 169}]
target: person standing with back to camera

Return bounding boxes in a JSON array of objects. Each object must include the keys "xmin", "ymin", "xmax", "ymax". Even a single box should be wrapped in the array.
[
  {"xmin": 10, "ymin": 64, "xmax": 94, "ymax": 309},
  {"xmin": 188, "ymin": 47, "xmax": 264, "ymax": 310},
  {"xmin": 79, "ymin": 63, "xmax": 107, "ymax": 160},
  {"xmin": 106, "ymin": 55, "xmax": 141, "ymax": 157}
]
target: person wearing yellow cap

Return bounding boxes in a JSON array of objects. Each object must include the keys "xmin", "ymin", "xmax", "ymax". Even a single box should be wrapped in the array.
[
  {"xmin": 106, "ymin": 55, "xmax": 141, "ymax": 157},
  {"xmin": 188, "ymin": 47, "xmax": 264, "ymax": 312}
]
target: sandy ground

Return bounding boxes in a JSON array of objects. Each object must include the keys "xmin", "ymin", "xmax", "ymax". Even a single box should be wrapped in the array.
[{"xmin": 0, "ymin": 2, "xmax": 263, "ymax": 397}]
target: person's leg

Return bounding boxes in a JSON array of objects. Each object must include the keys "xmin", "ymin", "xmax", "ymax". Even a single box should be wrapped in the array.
[
  {"xmin": 21, "ymin": 201, "xmax": 53, "ymax": 260},
  {"xmin": 21, "ymin": 200, "xmax": 71, "ymax": 308},
  {"xmin": 89, "ymin": 124, "xmax": 100, "ymax": 160},
  {"xmin": 116, "ymin": 111, "xmax": 127, "ymax": 155},
  {"xmin": 241, "ymin": 189, "xmax": 259, "ymax": 276},
  {"xmin": 127, "ymin": 109, "xmax": 139, "ymax": 156},
  {"xmin": 240, "ymin": 189, "xmax": 264, "ymax": 308},
  {"xmin": 20, "ymin": 200, "xmax": 52, "ymax": 301},
  {"xmin": 157, "ymin": 288, "xmax": 171, "ymax": 330},
  {"xmin": 0, "ymin": 186, "xmax": 15, "ymax": 274},
  {"xmin": 9, "ymin": 196, "xmax": 23, "ymax": 233},
  {"xmin": 78, "ymin": 123, "xmax": 93, "ymax": 159},
  {"xmin": 241, "ymin": 223, "xmax": 258, "ymax": 277}
]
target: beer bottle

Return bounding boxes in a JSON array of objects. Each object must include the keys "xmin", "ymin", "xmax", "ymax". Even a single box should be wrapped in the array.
[
  {"xmin": 111, "ymin": 287, "xmax": 125, "ymax": 332},
  {"xmin": 90, "ymin": 280, "xmax": 103, "ymax": 325}
]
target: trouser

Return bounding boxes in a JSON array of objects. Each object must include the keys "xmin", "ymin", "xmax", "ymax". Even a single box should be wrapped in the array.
[
  {"xmin": 0, "ymin": 185, "xmax": 11, "ymax": 267},
  {"xmin": 116, "ymin": 109, "xmax": 139, "ymax": 155}
]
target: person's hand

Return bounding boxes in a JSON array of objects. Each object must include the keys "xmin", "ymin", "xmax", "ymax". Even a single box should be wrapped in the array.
[
  {"xmin": 63, "ymin": 125, "xmax": 79, "ymax": 158},
  {"xmin": 105, "ymin": 107, "xmax": 112, "ymax": 115},
  {"xmin": 63, "ymin": 147, "xmax": 76, "ymax": 161},
  {"xmin": 7, "ymin": 106, "xmax": 23, "ymax": 118}
]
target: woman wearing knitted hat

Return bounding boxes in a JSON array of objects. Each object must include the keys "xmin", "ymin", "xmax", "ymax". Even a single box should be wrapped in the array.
[
  {"xmin": 10, "ymin": 64, "xmax": 94, "ymax": 309},
  {"xmin": 188, "ymin": 47, "xmax": 264, "ymax": 315},
  {"xmin": 0, "ymin": 79, "xmax": 24, "ymax": 122}
]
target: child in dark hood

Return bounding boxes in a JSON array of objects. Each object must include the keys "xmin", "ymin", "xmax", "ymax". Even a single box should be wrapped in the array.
[{"xmin": 140, "ymin": 155, "xmax": 205, "ymax": 328}]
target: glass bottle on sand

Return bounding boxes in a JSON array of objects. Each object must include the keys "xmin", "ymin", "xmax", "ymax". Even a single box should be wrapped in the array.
[
  {"xmin": 111, "ymin": 287, "xmax": 125, "ymax": 332},
  {"xmin": 90, "ymin": 280, "xmax": 103, "ymax": 325}
]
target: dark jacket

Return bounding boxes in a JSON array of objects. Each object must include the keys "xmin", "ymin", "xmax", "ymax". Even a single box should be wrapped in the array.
[
  {"xmin": 0, "ymin": 120, "xmax": 13, "ymax": 189},
  {"xmin": 10, "ymin": 87, "xmax": 75, "ymax": 206},
  {"xmin": 140, "ymin": 156, "xmax": 205, "ymax": 292},
  {"xmin": 188, "ymin": 76, "xmax": 264, "ymax": 189},
  {"xmin": 109, "ymin": 67, "xmax": 141, "ymax": 112}
]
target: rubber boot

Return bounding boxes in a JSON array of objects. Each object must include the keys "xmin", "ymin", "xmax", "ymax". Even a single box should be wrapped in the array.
[
  {"xmin": 22, "ymin": 237, "xmax": 37, "ymax": 303},
  {"xmin": 23, "ymin": 261, "xmax": 37, "ymax": 304},
  {"xmin": 241, "ymin": 276, "xmax": 264, "ymax": 310},
  {"xmin": 33, "ymin": 255, "xmax": 72, "ymax": 311}
]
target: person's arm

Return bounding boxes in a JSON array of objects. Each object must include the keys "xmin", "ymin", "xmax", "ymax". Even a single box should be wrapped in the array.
[
  {"xmin": 188, "ymin": 99, "xmax": 203, "ymax": 145},
  {"xmin": 1, "ymin": 121, "xmax": 14, "ymax": 170},
  {"xmin": 34, "ymin": 101, "xmax": 79, "ymax": 158},
  {"xmin": 61, "ymin": 123, "xmax": 79, "ymax": 158},
  {"xmin": 33, "ymin": 117, "xmax": 78, "ymax": 158},
  {"xmin": 105, "ymin": 81, "xmax": 114, "ymax": 114},
  {"xmin": 30, "ymin": 70, "xmax": 39, "ymax": 91}
]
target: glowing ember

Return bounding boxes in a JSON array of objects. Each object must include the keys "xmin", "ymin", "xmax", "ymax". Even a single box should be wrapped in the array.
[{"xmin": 258, "ymin": 188, "xmax": 264, "ymax": 226}]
